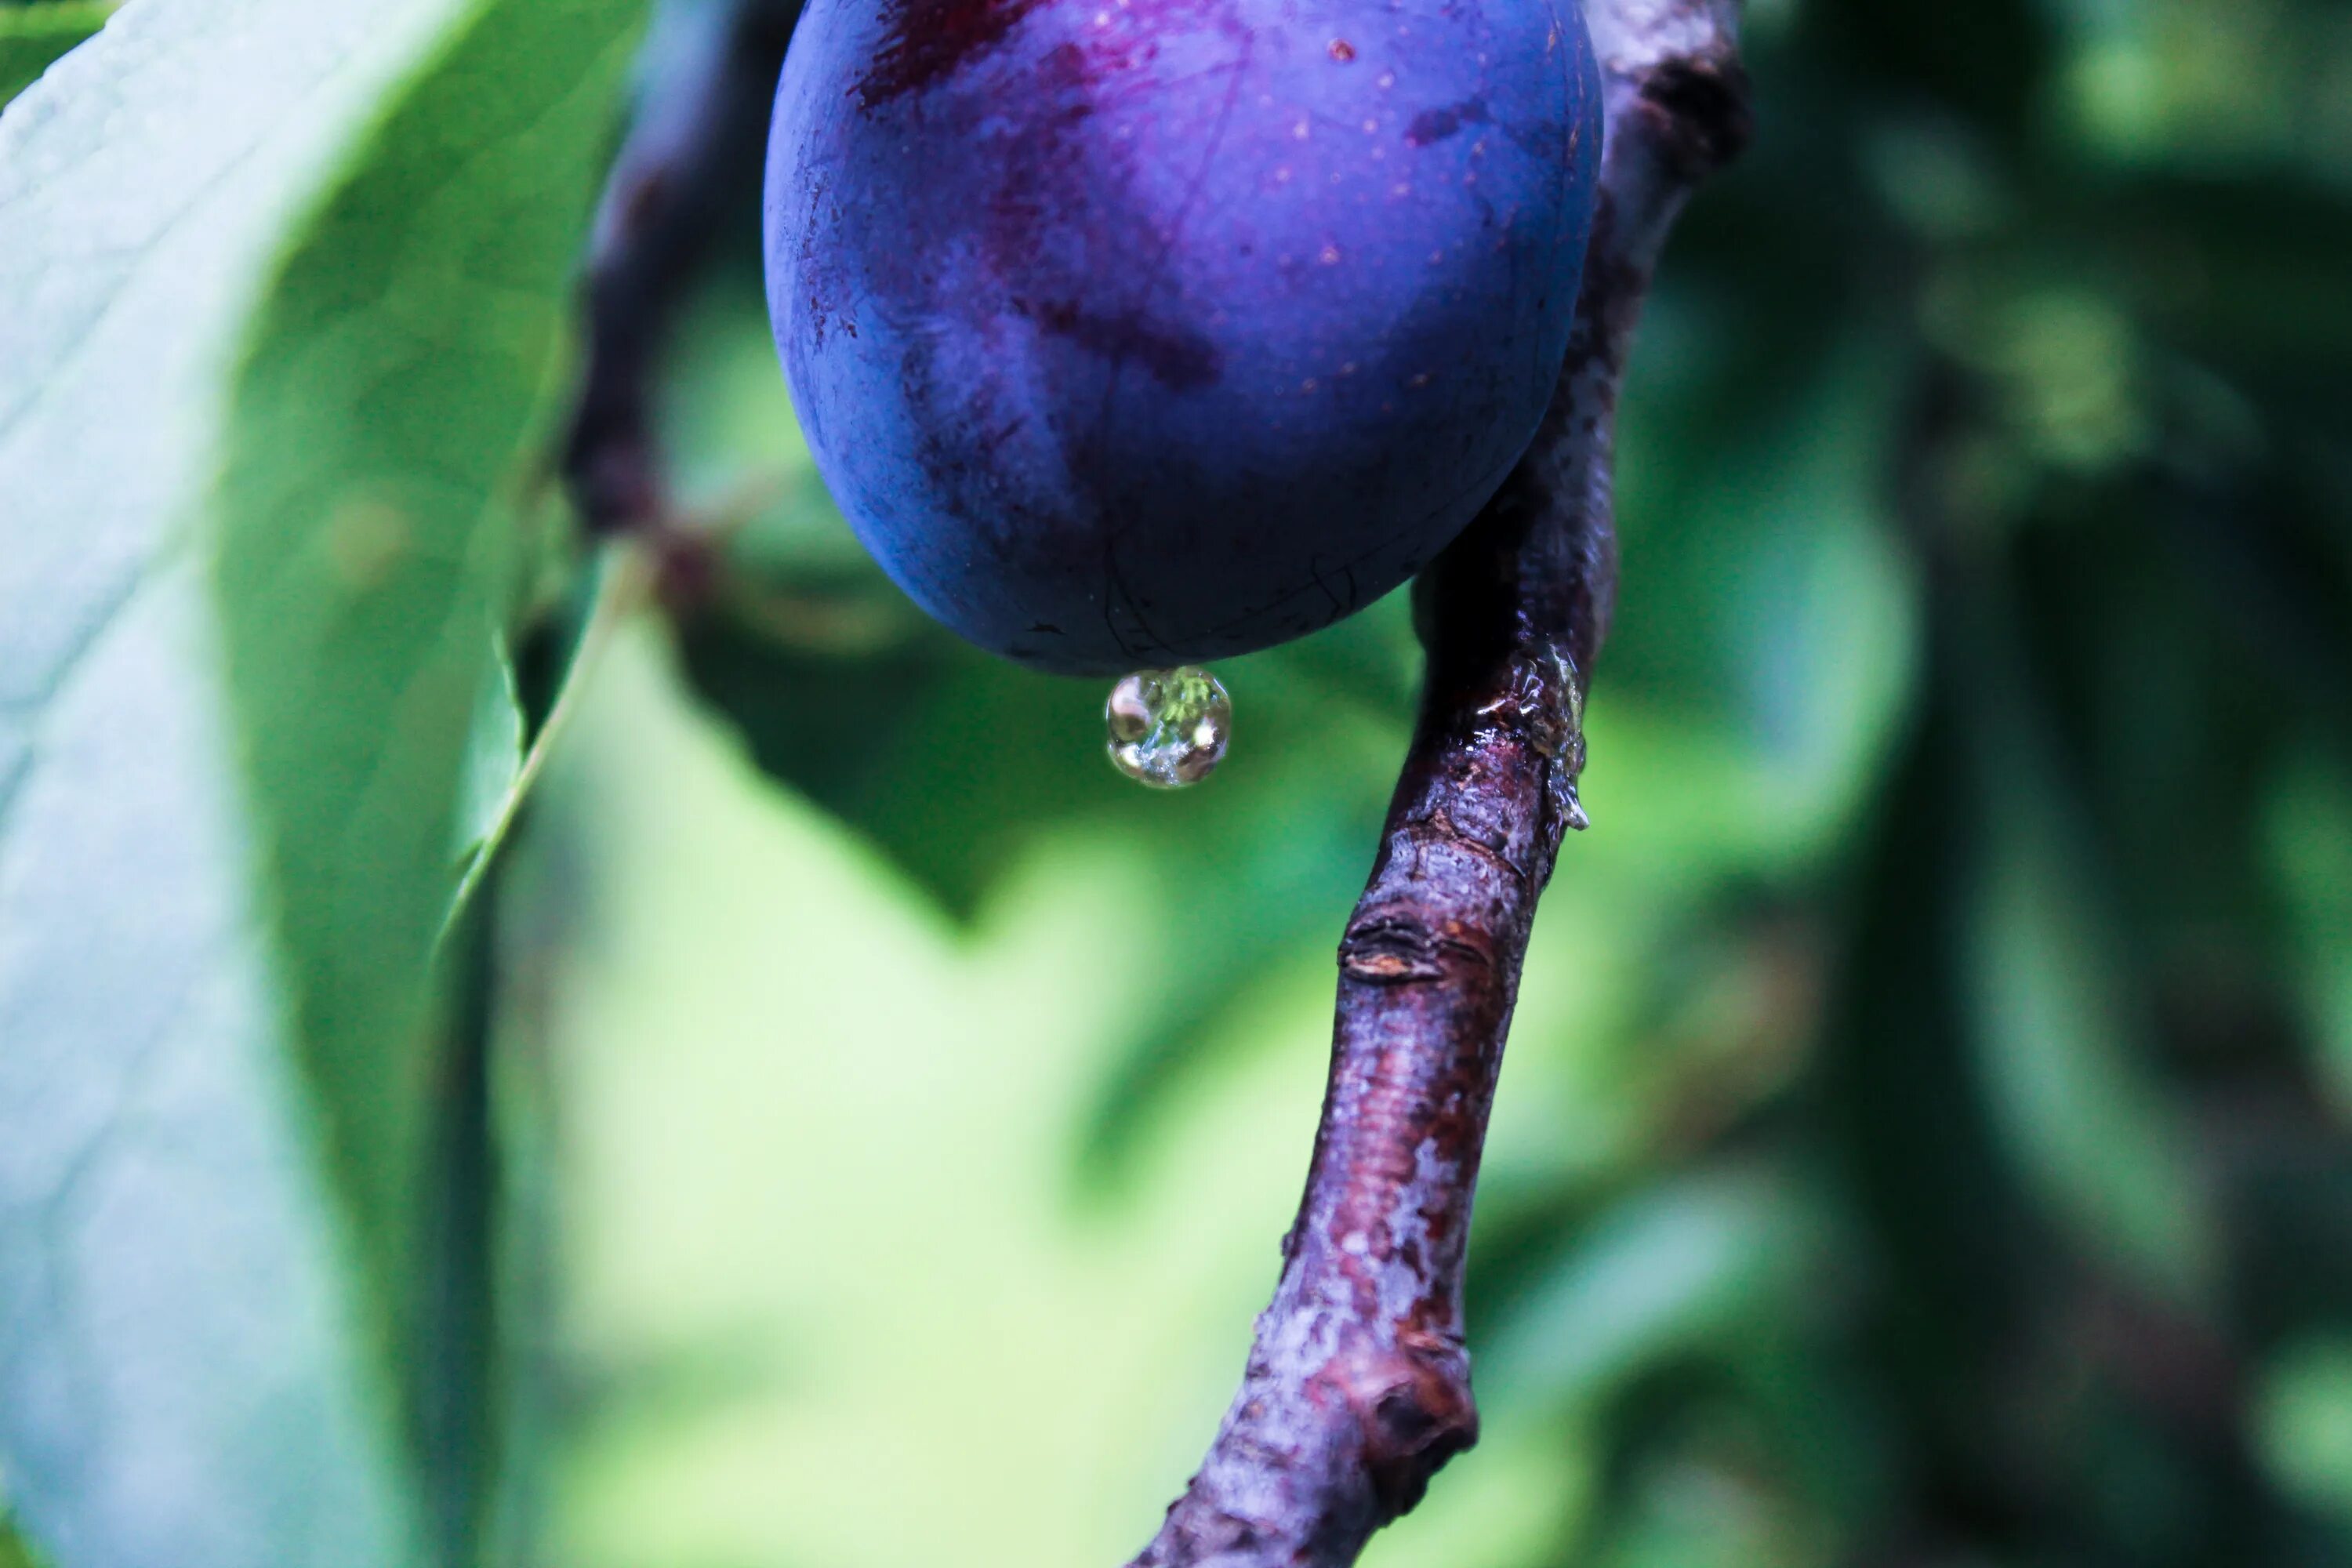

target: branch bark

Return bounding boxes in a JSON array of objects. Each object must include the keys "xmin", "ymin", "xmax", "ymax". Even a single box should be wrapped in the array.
[{"xmin": 1127, "ymin": 6, "xmax": 1751, "ymax": 1564}]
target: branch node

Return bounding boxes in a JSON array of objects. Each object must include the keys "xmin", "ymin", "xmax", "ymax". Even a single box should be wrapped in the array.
[
  {"xmin": 1342, "ymin": 1344, "xmax": 1479, "ymax": 1515},
  {"xmin": 1639, "ymin": 56, "xmax": 1755, "ymax": 179},
  {"xmin": 1339, "ymin": 905, "xmax": 1495, "ymax": 985}
]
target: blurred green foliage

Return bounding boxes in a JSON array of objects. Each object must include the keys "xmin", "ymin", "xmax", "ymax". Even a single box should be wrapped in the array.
[
  {"xmin": 0, "ymin": 3, "xmax": 104, "ymax": 107},
  {"xmin": 5, "ymin": 1, "xmax": 2352, "ymax": 1566}
]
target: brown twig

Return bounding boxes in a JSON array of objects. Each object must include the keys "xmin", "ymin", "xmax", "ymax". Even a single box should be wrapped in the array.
[
  {"xmin": 1127, "ymin": 5, "xmax": 1751, "ymax": 1563},
  {"xmin": 561, "ymin": 0, "xmax": 799, "ymax": 535}
]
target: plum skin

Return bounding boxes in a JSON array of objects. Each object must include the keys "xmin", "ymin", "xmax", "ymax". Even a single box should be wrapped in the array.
[{"xmin": 765, "ymin": 0, "xmax": 1603, "ymax": 676}]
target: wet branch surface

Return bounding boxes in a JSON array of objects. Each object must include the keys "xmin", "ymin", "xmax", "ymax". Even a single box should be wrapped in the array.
[{"xmin": 1131, "ymin": 5, "xmax": 1752, "ymax": 1563}]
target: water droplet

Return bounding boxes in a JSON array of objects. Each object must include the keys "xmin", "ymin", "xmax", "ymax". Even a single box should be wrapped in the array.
[{"xmin": 1106, "ymin": 666, "xmax": 1232, "ymax": 789}]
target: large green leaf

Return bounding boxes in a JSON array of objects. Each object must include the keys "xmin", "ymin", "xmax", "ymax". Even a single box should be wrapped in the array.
[
  {"xmin": 0, "ymin": 0, "xmax": 638, "ymax": 1563},
  {"xmin": 215, "ymin": 0, "xmax": 643, "ymax": 1400}
]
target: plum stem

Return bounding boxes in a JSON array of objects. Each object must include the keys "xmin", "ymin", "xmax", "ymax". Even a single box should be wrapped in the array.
[
  {"xmin": 1127, "ymin": 5, "xmax": 1752, "ymax": 1565},
  {"xmin": 558, "ymin": 0, "xmax": 801, "ymax": 537}
]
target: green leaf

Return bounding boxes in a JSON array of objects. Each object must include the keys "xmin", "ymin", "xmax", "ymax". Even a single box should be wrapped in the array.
[
  {"xmin": 1595, "ymin": 335, "xmax": 1918, "ymax": 879},
  {"xmin": 0, "ymin": 1504, "xmax": 49, "ymax": 1568},
  {"xmin": 2256, "ymin": 1336, "xmax": 2352, "ymax": 1520},
  {"xmin": 1479, "ymin": 1170, "xmax": 1819, "ymax": 1417},
  {"xmin": 214, "ymin": 0, "xmax": 643, "ymax": 1374},
  {"xmin": 1957, "ymin": 598, "xmax": 2220, "ymax": 1308},
  {"xmin": 0, "ymin": 2, "xmax": 104, "ymax": 109},
  {"xmin": 0, "ymin": 1, "xmax": 639, "ymax": 1564},
  {"xmin": 1964, "ymin": 789, "xmax": 2219, "ymax": 1306},
  {"xmin": 677, "ymin": 593, "xmax": 1410, "ymax": 1192},
  {"xmin": 2263, "ymin": 750, "xmax": 2352, "ymax": 1106},
  {"xmin": 504, "ymin": 626, "xmax": 1376, "ymax": 1567}
]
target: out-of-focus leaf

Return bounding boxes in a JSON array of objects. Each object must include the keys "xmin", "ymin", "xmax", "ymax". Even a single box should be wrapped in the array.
[
  {"xmin": 1798, "ymin": 0, "xmax": 2056, "ymax": 154},
  {"xmin": 2256, "ymin": 1337, "xmax": 2352, "ymax": 1520},
  {"xmin": 2265, "ymin": 753, "xmax": 2352, "ymax": 1105},
  {"xmin": 1582, "ymin": 1454, "xmax": 1824, "ymax": 1568},
  {"xmin": 1596, "ymin": 339, "xmax": 1917, "ymax": 877},
  {"xmin": 680, "ymin": 593, "xmax": 1411, "ymax": 1187},
  {"xmin": 2092, "ymin": 176, "xmax": 2352, "ymax": 387},
  {"xmin": 452, "ymin": 633, "xmax": 527, "ymax": 870},
  {"xmin": 512, "ymin": 626, "xmax": 1342, "ymax": 1567},
  {"xmin": 2060, "ymin": 0, "xmax": 2352, "ymax": 180},
  {"xmin": 0, "ymin": 1509, "xmax": 46, "ymax": 1568},
  {"xmin": 1966, "ymin": 801, "xmax": 2217, "ymax": 1302},
  {"xmin": 2000, "ymin": 471, "xmax": 2329, "ymax": 1016},
  {"xmin": 220, "ymin": 0, "xmax": 641, "ymax": 1374},
  {"xmin": 0, "ymin": 2, "xmax": 103, "ymax": 108},
  {"xmin": 1817, "ymin": 682, "xmax": 2044, "ymax": 1382},
  {"xmin": 1959, "ymin": 593, "xmax": 2220, "ymax": 1308},
  {"xmin": 0, "ymin": 1, "xmax": 639, "ymax": 1564},
  {"xmin": 1479, "ymin": 1170, "xmax": 1820, "ymax": 1417}
]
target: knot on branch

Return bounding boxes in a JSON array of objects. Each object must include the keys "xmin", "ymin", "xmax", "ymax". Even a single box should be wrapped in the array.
[
  {"xmin": 1637, "ymin": 56, "xmax": 1754, "ymax": 180},
  {"xmin": 1340, "ymin": 907, "xmax": 1494, "ymax": 985},
  {"xmin": 1339, "ymin": 913, "xmax": 1450, "ymax": 984},
  {"xmin": 1332, "ymin": 1338, "xmax": 1479, "ymax": 1517}
]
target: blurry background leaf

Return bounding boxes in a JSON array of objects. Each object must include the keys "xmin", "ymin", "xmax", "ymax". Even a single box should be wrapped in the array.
[
  {"xmin": 2256, "ymin": 1336, "xmax": 2352, "ymax": 1523},
  {"xmin": 1479, "ymin": 1169, "xmax": 1826, "ymax": 1417},
  {"xmin": 0, "ymin": 1503, "xmax": 46, "ymax": 1568},
  {"xmin": 0, "ymin": 2, "xmax": 639, "ymax": 1566},
  {"xmin": 0, "ymin": 2, "xmax": 105, "ymax": 109},
  {"xmin": 1954, "ymin": 586, "xmax": 2222, "ymax": 1308}
]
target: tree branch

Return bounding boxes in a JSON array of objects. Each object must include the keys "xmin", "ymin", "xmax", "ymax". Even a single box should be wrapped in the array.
[
  {"xmin": 1127, "ymin": 6, "xmax": 1752, "ymax": 1564},
  {"xmin": 561, "ymin": 0, "xmax": 798, "ymax": 536}
]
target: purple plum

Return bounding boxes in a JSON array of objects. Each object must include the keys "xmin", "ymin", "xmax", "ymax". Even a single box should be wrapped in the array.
[{"xmin": 765, "ymin": 0, "xmax": 1603, "ymax": 674}]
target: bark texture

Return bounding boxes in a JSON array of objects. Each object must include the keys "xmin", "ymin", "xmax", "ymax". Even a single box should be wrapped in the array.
[{"xmin": 1127, "ymin": 5, "xmax": 1752, "ymax": 1563}]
